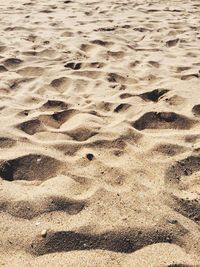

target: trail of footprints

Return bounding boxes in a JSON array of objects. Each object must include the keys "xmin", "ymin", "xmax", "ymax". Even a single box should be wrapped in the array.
[{"xmin": 0, "ymin": 0, "xmax": 200, "ymax": 265}]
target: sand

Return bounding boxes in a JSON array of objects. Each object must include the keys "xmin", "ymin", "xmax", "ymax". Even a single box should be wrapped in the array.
[{"xmin": 0, "ymin": 0, "xmax": 200, "ymax": 266}]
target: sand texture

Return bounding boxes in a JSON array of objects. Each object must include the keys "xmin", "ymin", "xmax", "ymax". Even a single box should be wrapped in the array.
[{"xmin": 0, "ymin": 0, "xmax": 200, "ymax": 266}]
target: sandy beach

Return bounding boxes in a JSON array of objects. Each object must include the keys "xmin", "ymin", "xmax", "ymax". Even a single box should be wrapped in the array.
[{"xmin": 0, "ymin": 0, "xmax": 200, "ymax": 266}]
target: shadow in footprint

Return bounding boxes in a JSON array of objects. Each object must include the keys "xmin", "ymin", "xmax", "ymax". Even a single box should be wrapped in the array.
[
  {"xmin": 169, "ymin": 195, "xmax": 200, "ymax": 224},
  {"xmin": 166, "ymin": 38, "xmax": 179, "ymax": 48},
  {"xmin": 0, "ymin": 154, "xmax": 62, "ymax": 181},
  {"xmin": 114, "ymin": 103, "xmax": 131, "ymax": 113},
  {"xmin": 42, "ymin": 100, "xmax": 68, "ymax": 110},
  {"xmin": 29, "ymin": 223, "xmax": 187, "ymax": 256},
  {"xmin": 165, "ymin": 156, "xmax": 200, "ymax": 183},
  {"xmin": 139, "ymin": 89, "xmax": 169, "ymax": 102},
  {"xmin": 0, "ymin": 65, "xmax": 8, "ymax": 72},
  {"xmin": 181, "ymin": 74, "xmax": 199, "ymax": 80},
  {"xmin": 18, "ymin": 119, "xmax": 45, "ymax": 135},
  {"xmin": 152, "ymin": 143, "xmax": 187, "ymax": 157},
  {"xmin": 4, "ymin": 58, "xmax": 23, "ymax": 68},
  {"xmin": 133, "ymin": 112, "xmax": 194, "ymax": 131},
  {"xmin": 0, "ymin": 137, "xmax": 16, "ymax": 148},
  {"xmin": 192, "ymin": 104, "xmax": 200, "ymax": 117},
  {"xmin": 1, "ymin": 196, "xmax": 85, "ymax": 219},
  {"xmin": 64, "ymin": 62, "xmax": 82, "ymax": 70}
]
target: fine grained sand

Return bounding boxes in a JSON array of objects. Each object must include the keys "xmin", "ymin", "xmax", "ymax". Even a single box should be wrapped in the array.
[{"xmin": 0, "ymin": 0, "xmax": 200, "ymax": 266}]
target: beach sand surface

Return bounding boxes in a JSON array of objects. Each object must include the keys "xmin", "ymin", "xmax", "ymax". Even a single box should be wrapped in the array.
[{"xmin": 0, "ymin": 0, "xmax": 200, "ymax": 266}]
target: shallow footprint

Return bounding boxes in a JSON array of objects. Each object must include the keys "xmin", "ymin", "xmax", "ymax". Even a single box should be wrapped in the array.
[
  {"xmin": 181, "ymin": 73, "xmax": 199, "ymax": 80},
  {"xmin": 18, "ymin": 119, "xmax": 45, "ymax": 135},
  {"xmin": 67, "ymin": 126, "xmax": 98, "ymax": 141},
  {"xmin": 114, "ymin": 103, "xmax": 131, "ymax": 113},
  {"xmin": 1, "ymin": 195, "xmax": 85, "ymax": 219},
  {"xmin": 42, "ymin": 100, "xmax": 69, "ymax": 111},
  {"xmin": 168, "ymin": 195, "xmax": 200, "ymax": 224},
  {"xmin": 152, "ymin": 143, "xmax": 187, "ymax": 157},
  {"xmin": 0, "ymin": 65, "xmax": 8, "ymax": 72},
  {"xmin": 192, "ymin": 104, "xmax": 200, "ymax": 117},
  {"xmin": 166, "ymin": 38, "xmax": 179, "ymax": 47},
  {"xmin": 165, "ymin": 155, "xmax": 200, "ymax": 183},
  {"xmin": 0, "ymin": 137, "xmax": 16, "ymax": 148},
  {"xmin": 50, "ymin": 77, "xmax": 72, "ymax": 93},
  {"xmin": 133, "ymin": 112, "xmax": 194, "ymax": 131},
  {"xmin": 4, "ymin": 58, "xmax": 23, "ymax": 68},
  {"xmin": 17, "ymin": 66, "xmax": 44, "ymax": 77}
]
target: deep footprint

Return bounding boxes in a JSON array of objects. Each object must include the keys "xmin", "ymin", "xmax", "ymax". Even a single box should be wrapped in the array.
[
  {"xmin": 0, "ymin": 154, "xmax": 62, "ymax": 181},
  {"xmin": 29, "ymin": 223, "xmax": 187, "ymax": 256}
]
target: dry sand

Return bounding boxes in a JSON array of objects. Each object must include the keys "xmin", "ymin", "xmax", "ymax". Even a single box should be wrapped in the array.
[{"xmin": 0, "ymin": 0, "xmax": 200, "ymax": 266}]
